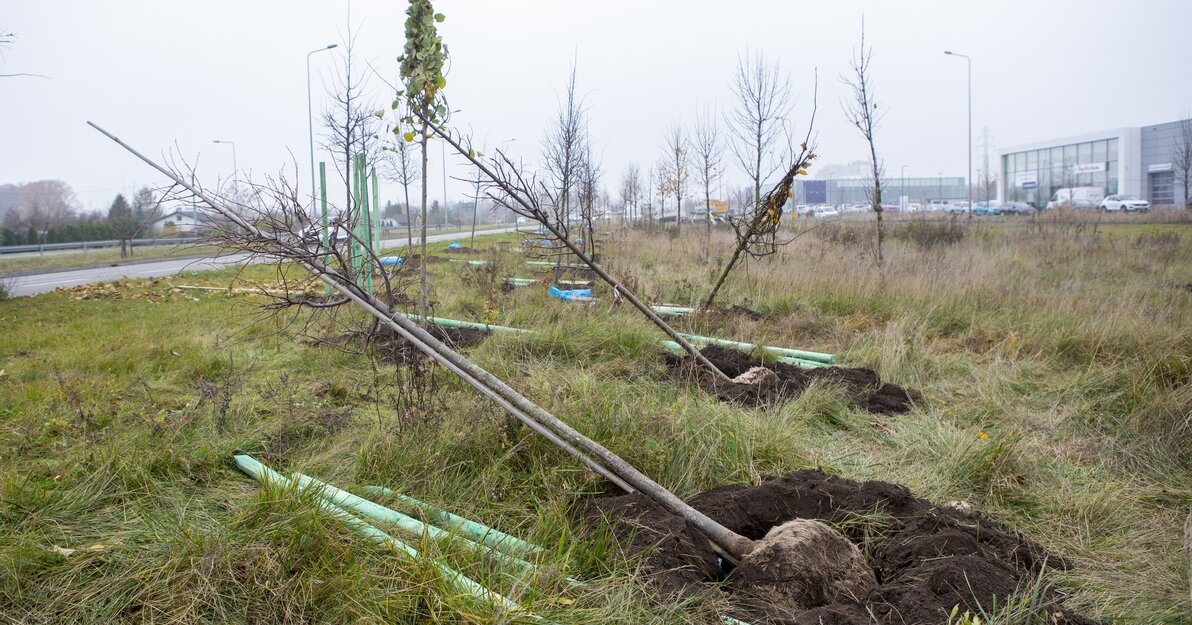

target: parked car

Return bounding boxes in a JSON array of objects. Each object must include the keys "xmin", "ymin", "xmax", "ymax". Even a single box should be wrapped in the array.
[
  {"xmin": 1046, "ymin": 187, "xmax": 1104, "ymax": 210},
  {"xmin": 1000, "ymin": 201, "xmax": 1035, "ymax": 215},
  {"xmin": 812, "ymin": 207, "xmax": 841, "ymax": 219},
  {"xmin": 972, "ymin": 201, "xmax": 1003, "ymax": 216},
  {"xmin": 1100, "ymin": 194, "xmax": 1150, "ymax": 212}
]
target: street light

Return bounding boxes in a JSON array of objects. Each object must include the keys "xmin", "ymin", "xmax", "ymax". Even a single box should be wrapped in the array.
[
  {"xmin": 212, "ymin": 140, "xmax": 237, "ymax": 198},
  {"xmin": 307, "ymin": 43, "xmax": 338, "ymax": 216},
  {"xmin": 944, "ymin": 50, "xmax": 972, "ymax": 215}
]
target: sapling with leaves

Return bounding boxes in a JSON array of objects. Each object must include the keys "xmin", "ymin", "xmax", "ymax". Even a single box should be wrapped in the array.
[{"xmin": 396, "ymin": 0, "xmax": 449, "ymax": 321}]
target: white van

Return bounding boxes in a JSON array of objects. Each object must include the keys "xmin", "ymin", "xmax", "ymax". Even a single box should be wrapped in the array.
[{"xmin": 1046, "ymin": 187, "xmax": 1104, "ymax": 210}]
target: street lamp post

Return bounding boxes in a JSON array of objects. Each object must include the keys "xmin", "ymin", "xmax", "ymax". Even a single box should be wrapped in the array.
[
  {"xmin": 307, "ymin": 43, "xmax": 338, "ymax": 217},
  {"xmin": 944, "ymin": 51, "xmax": 972, "ymax": 215},
  {"xmin": 212, "ymin": 140, "xmax": 237, "ymax": 199}
]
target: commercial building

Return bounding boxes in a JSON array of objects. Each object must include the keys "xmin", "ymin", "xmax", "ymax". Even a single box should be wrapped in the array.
[
  {"xmin": 1000, "ymin": 118, "xmax": 1190, "ymax": 207},
  {"xmin": 793, "ymin": 175, "xmax": 966, "ymax": 206}
]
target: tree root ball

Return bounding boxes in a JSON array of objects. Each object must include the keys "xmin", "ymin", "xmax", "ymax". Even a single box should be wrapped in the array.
[{"xmin": 729, "ymin": 519, "xmax": 877, "ymax": 615}]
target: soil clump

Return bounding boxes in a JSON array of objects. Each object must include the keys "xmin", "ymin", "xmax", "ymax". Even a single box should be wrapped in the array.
[
  {"xmin": 369, "ymin": 324, "xmax": 489, "ymax": 365},
  {"xmin": 443, "ymin": 246, "xmax": 479, "ymax": 254},
  {"xmin": 577, "ymin": 469, "xmax": 1095, "ymax": 625},
  {"xmin": 666, "ymin": 345, "xmax": 917, "ymax": 415}
]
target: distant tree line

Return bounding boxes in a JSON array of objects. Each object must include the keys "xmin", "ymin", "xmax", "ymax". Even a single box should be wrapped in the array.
[{"xmin": 0, "ymin": 181, "xmax": 160, "ymax": 246}]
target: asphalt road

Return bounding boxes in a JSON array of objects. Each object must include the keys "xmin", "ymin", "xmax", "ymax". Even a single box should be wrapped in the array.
[{"xmin": 7, "ymin": 227, "xmax": 518, "ymax": 297}]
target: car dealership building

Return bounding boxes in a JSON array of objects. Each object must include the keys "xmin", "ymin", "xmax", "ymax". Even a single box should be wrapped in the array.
[{"xmin": 1000, "ymin": 118, "xmax": 1190, "ymax": 208}]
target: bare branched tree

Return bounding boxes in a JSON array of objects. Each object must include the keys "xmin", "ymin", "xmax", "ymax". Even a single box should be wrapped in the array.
[
  {"xmin": 727, "ymin": 50, "xmax": 793, "ymax": 211},
  {"xmin": 619, "ymin": 164, "xmax": 642, "ymax": 226},
  {"xmin": 415, "ymin": 116, "xmax": 730, "ymax": 380},
  {"xmin": 540, "ymin": 61, "xmax": 589, "ymax": 270},
  {"xmin": 575, "ymin": 144, "xmax": 603, "ymax": 257},
  {"xmin": 321, "ymin": 24, "xmax": 380, "ymax": 231},
  {"xmin": 704, "ymin": 77, "xmax": 817, "ymax": 311},
  {"xmin": 692, "ymin": 106, "xmax": 722, "ymax": 261},
  {"xmin": 660, "ymin": 123, "xmax": 690, "ymax": 231},
  {"xmin": 842, "ymin": 17, "xmax": 887, "ymax": 267},
  {"xmin": 1173, "ymin": 115, "xmax": 1192, "ymax": 209},
  {"xmin": 380, "ymin": 137, "xmax": 418, "ymax": 249}
]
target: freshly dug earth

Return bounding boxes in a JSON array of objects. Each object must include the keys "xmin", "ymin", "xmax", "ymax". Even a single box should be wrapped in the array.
[
  {"xmin": 443, "ymin": 245, "xmax": 479, "ymax": 254},
  {"xmin": 730, "ymin": 520, "xmax": 876, "ymax": 617},
  {"xmin": 666, "ymin": 345, "xmax": 917, "ymax": 415},
  {"xmin": 370, "ymin": 324, "xmax": 490, "ymax": 365},
  {"xmin": 578, "ymin": 470, "xmax": 1096, "ymax": 625},
  {"xmin": 395, "ymin": 254, "xmax": 446, "ymax": 270}
]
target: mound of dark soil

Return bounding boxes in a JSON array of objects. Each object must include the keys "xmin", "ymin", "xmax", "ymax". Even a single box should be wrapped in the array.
[
  {"xmin": 371, "ymin": 324, "xmax": 490, "ymax": 365},
  {"xmin": 398, "ymin": 254, "xmax": 446, "ymax": 269},
  {"xmin": 443, "ymin": 246, "xmax": 479, "ymax": 254},
  {"xmin": 726, "ymin": 305, "xmax": 771, "ymax": 321},
  {"xmin": 577, "ymin": 470, "xmax": 1094, "ymax": 625},
  {"xmin": 666, "ymin": 346, "xmax": 917, "ymax": 415}
]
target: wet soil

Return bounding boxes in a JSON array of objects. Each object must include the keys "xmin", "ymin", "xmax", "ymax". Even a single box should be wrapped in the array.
[
  {"xmin": 666, "ymin": 346, "xmax": 918, "ymax": 415},
  {"xmin": 396, "ymin": 254, "xmax": 446, "ymax": 270},
  {"xmin": 443, "ymin": 246, "xmax": 479, "ymax": 254},
  {"xmin": 578, "ymin": 470, "xmax": 1095, "ymax": 625},
  {"xmin": 725, "ymin": 305, "xmax": 771, "ymax": 321},
  {"xmin": 370, "ymin": 324, "xmax": 490, "ymax": 366}
]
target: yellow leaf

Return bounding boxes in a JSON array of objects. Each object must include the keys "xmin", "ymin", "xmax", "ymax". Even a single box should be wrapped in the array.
[
  {"xmin": 977, "ymin": 431, "xmax": 989, "ymax": 440},
  {"xmin": 555, "ymin": 598, "xmax": 575, "ymax": 606},
  {"xmin": 51, "ymin": 545, "xmax": 76, "ymax": 557}
]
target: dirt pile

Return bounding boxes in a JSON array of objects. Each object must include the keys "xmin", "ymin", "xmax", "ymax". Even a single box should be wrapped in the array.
[
  {"xmin": 578, "ymin": 469, "xmax": 1095, "ymax": 625},
  {"xmin": 443, "ymin": 246, "xmax": 479, "ymax": 254},
  {"xmin": 729, "ymin": 520, "xmax": 876, "ymax": 618},
  {"xmin": 666, "ymin": 346, "xmax": 917, "ymax": 415},
  {"xmin": 370, "ymin": 324, "xmax": 490, "ymax": 365}
]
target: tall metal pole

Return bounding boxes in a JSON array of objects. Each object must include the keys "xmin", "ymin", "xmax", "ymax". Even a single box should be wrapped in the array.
[
  {"xmin": 945, "ymin": 51, "xmax": 972, "ymax": 215},
  {"xmin": 307, "ymin": 44, "xmax": 338, "ymax": 217}
]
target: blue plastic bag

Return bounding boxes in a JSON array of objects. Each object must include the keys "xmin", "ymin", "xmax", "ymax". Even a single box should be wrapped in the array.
[
  {"xmin": 379, "ymin": 256, "xmax": 404, "ymax": 267},
  {"xmin": 548, "ymin": 285, "xmax": 592, "ymax": 301},
  {"xmin": 446, "ymin": 241, "xmax": 462, "ymax": 250}
]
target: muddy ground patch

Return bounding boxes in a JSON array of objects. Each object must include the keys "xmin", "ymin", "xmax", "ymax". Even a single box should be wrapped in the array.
[
  {"xmin": 666, "ymin": 345, "xmax": 918, "ymax": 415},
  {"xmin": 578, "ymin": 469, "xmax": 1095, "ymax": 625}
]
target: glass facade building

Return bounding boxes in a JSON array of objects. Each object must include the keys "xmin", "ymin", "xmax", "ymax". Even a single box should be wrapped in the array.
[
  {"xmin": 793, "ymin": 176, "xmax": 966, "ymax": 206},
  {"xmin": 999, "ymin": 121, "xmax": 1192, "ymax": 208},
  {"xmin": 1002, "ymin": 137, "xmax": 1120, "ymax": 206}
]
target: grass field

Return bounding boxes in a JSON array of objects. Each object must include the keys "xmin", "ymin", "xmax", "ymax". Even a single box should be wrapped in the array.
[{"xmin": 1, "ymin": 213, "xmax": 1189, "ymax": 624}]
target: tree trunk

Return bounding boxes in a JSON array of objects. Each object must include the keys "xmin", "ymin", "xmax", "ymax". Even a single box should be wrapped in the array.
[
  {"xmin": 703, "ymin": 243, "xmax": 744, "ymax": 312},
  {"xmin": 403, "ymin": 182, "xmax": 413, "ymax": 251},
  {"xmin": 419, "ymin": 123, "xmax": 429, "ymax": 321}
]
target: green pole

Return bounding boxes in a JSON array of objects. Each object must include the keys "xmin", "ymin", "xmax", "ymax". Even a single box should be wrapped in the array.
[
  {"xmin": 371, "ymin": 167, "xmax": 380, "ymax": 255},
  {"xmin": 352, "ymin": 153, "xmax": 363, "ymax": 287},
  {"xmin": 231, "ymin": 455, "xmax": 522, "ymax": 613},
  {"xmin": 360, "ymin": 155, "xmax": 373, "ymax": 292},
  {"xmin": 320, "ymin": 161, "xmax": 329, "ymax": 297},
  {"xmin": 292, "ymin": 473, "xmax": 558, "ymax": 581},
  {"xmin": 360, "ymin": 485, "xmax": 544, "ymax": 558}
]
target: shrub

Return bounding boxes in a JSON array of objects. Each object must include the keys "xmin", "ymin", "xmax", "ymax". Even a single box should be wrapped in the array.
[{"xmin": 891, "ymin": 219, "xmax": 966, "ymax": 249}]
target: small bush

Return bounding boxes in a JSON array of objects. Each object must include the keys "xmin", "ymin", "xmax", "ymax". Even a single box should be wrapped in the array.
[
  {"xmin": 815, "ymin": 223, "xmax": 863, "ymax": 246},
  {"xmin": 892, "ymin": 219, "xmax": 966, "ymax": 249}
]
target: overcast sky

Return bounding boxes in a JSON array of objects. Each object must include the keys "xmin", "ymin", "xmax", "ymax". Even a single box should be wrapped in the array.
[{"xmin": 3, "ymin": 1, "xmax": 1190, "ymax": 213}]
